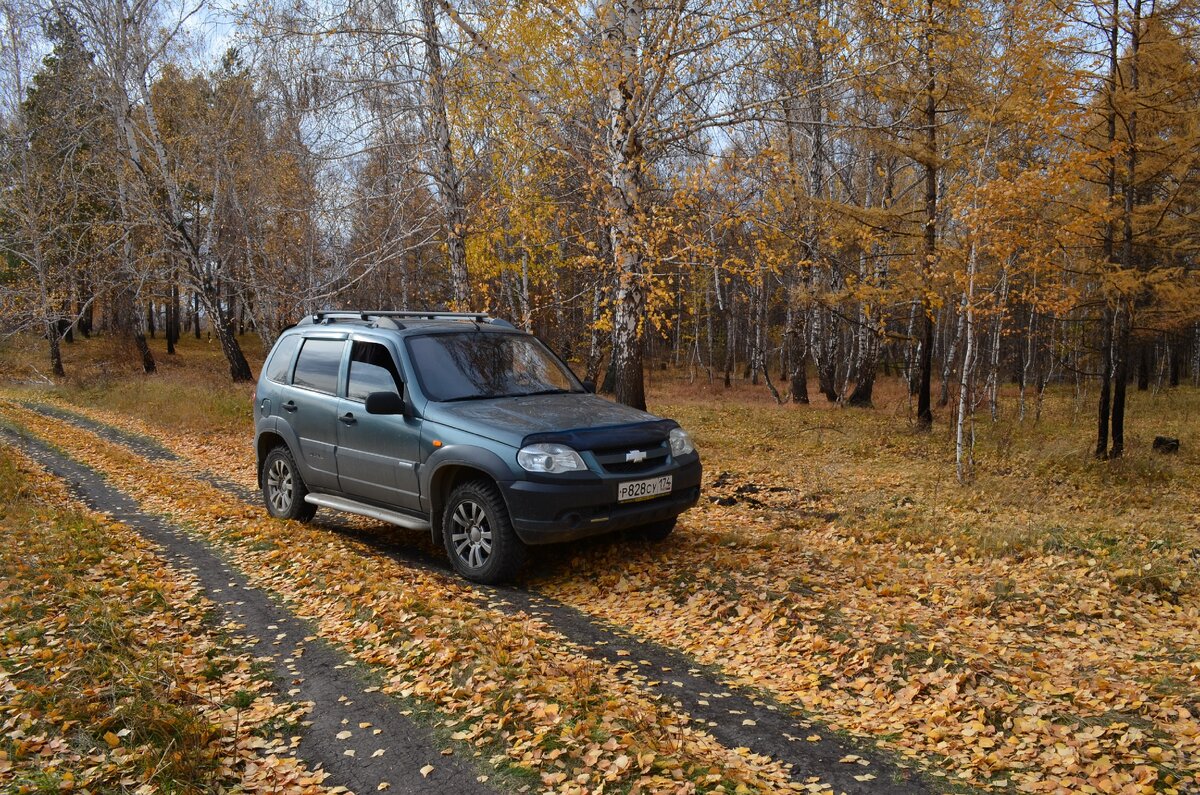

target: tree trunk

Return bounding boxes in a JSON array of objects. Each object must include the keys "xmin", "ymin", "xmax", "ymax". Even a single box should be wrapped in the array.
[
  {"xmin": 788, "ymin": 299, "xmax": 809, "ymax": 404},
  {"xmin": 811, "ymin": 307, "xmax": 839, "ymax": 402},
  {"xmin": 585, "ymin": 281, "xmax": 605, "ymax": 384},
  {"xmin": 47, "ymin": 319, "xmax": 65, "ymax": 378},
  {"xmin": 847, "ymin": 346, "xmax": 876, "ymax": 407},
  {"xmin": 939, "ymin": 293, "xmax": 966, "ymax": 407},
  {"xmin": 166, "ymin": 279, "xmax": 179, "ymax": 355},
  {"xmin": 956, "ymin": 243, "xmax": 978, "ymax": 482},
  {"xmin": 1096, "ymin": 308, "xmax": 1114, "ymax": 457},
  {"xmin": 604, "ymin": 0, "xmax": 648, "ymax": 410},
  {"xmin": 1109, "ymin": 0, "xmax": 1141, "ymax": 458},
  {"xmin": 986, "ymin": 264, "xmax": 1009, "ymax": 420},
  {"xmin": 79, "ymin": 282, "xmax": 93, "ymax": 337},
  {"xmin": 1137, "ymin": 343, "xmax": 1150, "ymax": 391},
  {"xmin": 1110, "ymin": 312, "xmax": 1130, "ymax": 457},
  {"xmin": 1019, "ymin": 302, "xmax": 1036, "ymax": 421},
  {"xmin": 1097, "ymin": 0, "xmax": 1121, "ymax": 457},
  {"xmin": 419, "ymin": 0, "xmax": 470, "ymax": 309},
  {"xmin": 916, "ymin": 5, "xmax": 937, "ymax": 429},
  {"xmin": 1192, "ymin": 325, "xmax": 1199, "ymax": 386},
  {"xmin": 847, "ymin": 300, "xmax": 878, "ymax": 407},
  {"xmin": 200, "ymin": 278, "xmax": 253, "ymax": 380},
  {"xmin": 1169, "ymin": 339, "xmax": 1180, "ymax": 387}
]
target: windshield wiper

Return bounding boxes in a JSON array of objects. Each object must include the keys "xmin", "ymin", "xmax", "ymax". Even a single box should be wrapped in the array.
[
  {"xmin": 440, "ymin": 393, "xmax": 501, "ymax": 403},
  {"xmin": 515, "ymin": 388, "xmax": 573, "ymax": 397}
]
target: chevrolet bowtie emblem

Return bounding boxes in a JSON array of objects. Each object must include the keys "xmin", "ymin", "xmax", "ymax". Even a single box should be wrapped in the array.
[{"xmin": 625, "ymin": 449, "xmax": 647, "ymax": 463}]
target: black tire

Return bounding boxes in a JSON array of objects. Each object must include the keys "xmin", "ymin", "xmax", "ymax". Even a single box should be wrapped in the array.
[
  {"xmin": 442, "ymin": 481, "xmax": 526, "ymax": 584},
  {"xmin": 636, "ymin": 518, "xmax": 677, "ymax": 542},
  {"xmin": 262, "ymin": 446, "xmax": 317, "ymax": 522}
]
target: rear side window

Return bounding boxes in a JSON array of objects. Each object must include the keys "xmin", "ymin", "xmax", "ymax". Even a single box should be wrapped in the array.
[
  {"xmin": 347, "ymin": 341, "xmax": 401, "ymax": 402},
  {"xmin": 264, "ymin": 335, "xmax": 301, "ymax": 384},
  {"xmin": 292, "ymin": 339, "xmax": 344, "ymax": 395}
]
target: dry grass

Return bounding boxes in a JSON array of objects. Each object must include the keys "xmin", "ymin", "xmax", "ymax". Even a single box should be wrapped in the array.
[
  {"xmin": 649, "ymin": 372, "xmax": 1200, "ymax": 595},
  {"xmin": 0, "ymin": 331, "xmax": 262, "ymax": 437},
  {"xmin": 4, "ymin": 331, "xmax": 1198, "ymax": 584}
]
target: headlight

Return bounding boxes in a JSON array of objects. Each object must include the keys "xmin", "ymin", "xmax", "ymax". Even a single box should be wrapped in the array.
[
  {"xmin": 669, "ymin": 427, "xmax": 695, "ymax": 456},
  {"xmin": 517, "ymin": 443, "xmax": 587, "ymax": 473}
]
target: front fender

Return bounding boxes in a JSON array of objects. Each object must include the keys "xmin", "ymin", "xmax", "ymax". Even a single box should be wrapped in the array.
[{"xmin": 421, "ymin": 444, "xmax": 519, "ymax": 529}]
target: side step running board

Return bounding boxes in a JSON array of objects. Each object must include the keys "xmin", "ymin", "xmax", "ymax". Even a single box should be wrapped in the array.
[{"xmin": 304, "ymin": 493, "xmax": 431, "ymax": 531}]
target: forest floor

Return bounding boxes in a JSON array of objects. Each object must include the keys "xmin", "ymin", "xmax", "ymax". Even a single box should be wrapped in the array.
[{"xmin": 0, "ymin": 332, "xmax": 1196, "ymax": 795}]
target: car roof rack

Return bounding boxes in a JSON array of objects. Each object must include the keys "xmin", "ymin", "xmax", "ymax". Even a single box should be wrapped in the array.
[{"xmin": 299, "ymin": 310, "xmax": 503, "ymax": 330}]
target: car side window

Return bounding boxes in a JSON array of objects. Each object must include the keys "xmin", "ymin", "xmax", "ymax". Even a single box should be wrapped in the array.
[
  {"xmin": 347, "ymin": 341, "xmax": 402, "ymax": 402},
  {"xmin": 264, "ymin": 335, "xmax": 301, "ymax": 384},
  {"xmin": 292, "ymin": 338, "xmax": 344, "ymax": 395}
]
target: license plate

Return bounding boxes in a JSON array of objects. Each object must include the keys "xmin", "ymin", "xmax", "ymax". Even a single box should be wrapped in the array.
[{"xmin": 618, "ymin": 475, "xmax": 672, "ymax": 503}]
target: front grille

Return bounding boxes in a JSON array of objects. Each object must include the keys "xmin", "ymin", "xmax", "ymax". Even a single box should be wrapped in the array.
[{"xmin": 592, "ymin": 440, "xmax": 670, "ymax": 474}]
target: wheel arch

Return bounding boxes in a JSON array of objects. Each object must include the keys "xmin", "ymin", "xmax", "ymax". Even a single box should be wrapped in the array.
[
  {"xmin": 256, "ymin": 430, "xmax": 289, "ymax": 486},
  {"xmin": 425, "ymin": 450, "xmax": 513, "ymax": 543}
]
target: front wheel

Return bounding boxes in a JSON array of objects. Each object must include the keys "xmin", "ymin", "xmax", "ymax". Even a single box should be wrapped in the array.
[
  {"xmin": 262, "ymin": 446, "xmax": 317, "ymax": 522},
  {"xmin": 636, "ymin": 518, "xmax": 677, "ymax": 542},
  {"xmin": 443, "ymin": 481, "xmax": 526, "ymax": 584}
]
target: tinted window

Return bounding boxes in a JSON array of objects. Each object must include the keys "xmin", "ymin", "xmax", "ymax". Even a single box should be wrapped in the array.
[
  {"xmin": 407, "ymin": 332, "xmax": 581, "ymax": 402},
  {"xmin": 347, "ymin": 341, "xmax": 401, "ymax": 402},
  {"xmin": 264, "ymin": 334, "xmax": 301, "ymax": 384},
  {"xmin": 292, "ymin": 339, "xmax": 344, "ymax": 395}
]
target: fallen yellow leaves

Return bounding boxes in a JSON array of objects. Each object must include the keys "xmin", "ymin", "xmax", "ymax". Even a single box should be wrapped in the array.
[
  {"xmin": 0, "ymin": 402, "xmax": 819, "ymax": 793},
  {"xmin": 0, "ymin": 445, "xmax": 326, "ymax": 794},
  {"xmin": 538, "ymin": 488, "xmax": 1200, "ymax": 792},
  {"xmin": 16, "ymin": 388, "xmax": 1200, "ymax": 794}
]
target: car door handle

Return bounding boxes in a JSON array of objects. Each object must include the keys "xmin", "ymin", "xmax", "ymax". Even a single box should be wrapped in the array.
[
  {"xmin": 339, "ymin": 412, "xmax": 356, "ymax": 425},
  {"xmin": 282, "ymin": 401, "xmax": 297, "ymax": 412}
]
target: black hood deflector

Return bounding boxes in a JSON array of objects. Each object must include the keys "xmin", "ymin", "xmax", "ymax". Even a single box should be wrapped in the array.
[{"xmin": 522, "ymin": 419, "xmax": 677, "ymax": 452}]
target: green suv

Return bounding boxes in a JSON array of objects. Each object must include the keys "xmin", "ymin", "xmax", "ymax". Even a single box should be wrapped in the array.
[{"xmin": 254, "ymin": 311, "xmax": 702, "ymax": 583}]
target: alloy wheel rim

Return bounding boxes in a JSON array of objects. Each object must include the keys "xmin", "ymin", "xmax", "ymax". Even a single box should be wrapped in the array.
[
  {"xmin": 267, "ymin": 458, "xmax": 294, "ymax": 513},
  {"xmin": 451, "ymin": 499, "xmax": 492, "ymax": 569}
]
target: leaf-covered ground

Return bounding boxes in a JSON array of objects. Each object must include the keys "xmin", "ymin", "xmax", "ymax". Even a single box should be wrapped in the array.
[
  {"xmin": 527, "ymin": 388, "xmax": 1200, "ymax": 793},
  {"xmin": 1, "ymin": 334, "xmax": 1197, "ymax": 794},
  {"xmin": 0, "ymin": 400, "xmax": 821, "ymax": 794},
  {"xmin": 0, "ymin": 444, "xmax": 326, "ymax": 794}
]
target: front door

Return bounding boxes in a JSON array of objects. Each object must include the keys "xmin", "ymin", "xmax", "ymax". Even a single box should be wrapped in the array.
[{"xmin": 335, "ymin": 340, "xmax": 421, "ymax": 510}]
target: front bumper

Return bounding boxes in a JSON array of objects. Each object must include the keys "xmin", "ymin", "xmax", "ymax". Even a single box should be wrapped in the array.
[{"xmin": 502, "ymin": 457, "xmax": 702, "ymax": 544}]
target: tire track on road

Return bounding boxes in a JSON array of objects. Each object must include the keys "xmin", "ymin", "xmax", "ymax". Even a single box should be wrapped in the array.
[
  {"xmin": 14, "ymin": 399, "xmax": 938, "ymax": 794},
  {"xmin": 2, "ymin": 423, "xmax": 495, "ymax": 795}
]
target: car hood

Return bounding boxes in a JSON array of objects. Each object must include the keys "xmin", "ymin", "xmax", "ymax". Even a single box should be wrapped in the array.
[{"xmin": 425, "ymin": 393, "xmax": 667, "ymax": 448}]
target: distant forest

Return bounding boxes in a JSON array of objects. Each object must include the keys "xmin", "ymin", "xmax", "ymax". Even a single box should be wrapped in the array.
[{"xmin": 2, "ymin": 0, "xmax": 1198, "ymax": 460}]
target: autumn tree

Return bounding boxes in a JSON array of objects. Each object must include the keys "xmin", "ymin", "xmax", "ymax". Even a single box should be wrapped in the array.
[
  {"xmin": 0, "ymin": 5, "xmax": 112, "ymax": 376},
  {"xmin": 63, "ymin": 0, "xmax": 261, "ymax": 378},
  {"xmin": 1082, "ymin": 0, "xmax": 1200, "ymax": 457}
]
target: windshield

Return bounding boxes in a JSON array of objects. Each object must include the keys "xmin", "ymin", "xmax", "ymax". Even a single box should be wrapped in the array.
[{"xmin": 407, "ymin": 332, "xmax": 583, "ymax": 402}]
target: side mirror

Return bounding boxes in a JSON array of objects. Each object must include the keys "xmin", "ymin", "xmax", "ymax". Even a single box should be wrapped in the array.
[
  {"xmin": 365, "ymin": 391, "xmax": 406, "ymax": 415},
  {"xmin": 582, "ymin": 380, "xmax": 596, "ymax": 394}
]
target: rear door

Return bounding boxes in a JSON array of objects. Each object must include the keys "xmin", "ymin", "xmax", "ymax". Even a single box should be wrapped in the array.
[
  {"xmin": 335, "ymin": 339, "xmax": 422, "ymax": 510},
  {"xmin": 280, "ymin": 336, "xmax": 346, "ymax": 490}
]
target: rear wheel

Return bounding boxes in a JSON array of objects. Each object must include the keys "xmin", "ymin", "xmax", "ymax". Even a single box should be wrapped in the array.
[
  {"xmin": 443, "ymin": 481, "xmax": 526, "ymax": 584},
  {"xmin": 262, "ymin": 446, "xmax": 316, "ymax": 522},
  {"xmin": 636, "ymin": 518, "xmax": 677, "ymax": 542}
]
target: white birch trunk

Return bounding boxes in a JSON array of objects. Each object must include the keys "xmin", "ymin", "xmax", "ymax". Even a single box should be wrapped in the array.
[
  {"xmin": 956, "ymin": 243, "xmax": 978, "ymax": 483},
  {"xmin": 420, "ymin": 0, "xmax": 470, "ymax": 308}
]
